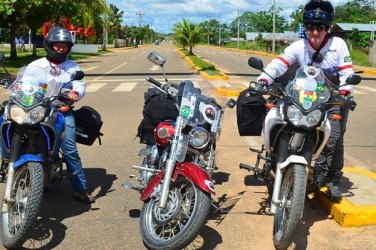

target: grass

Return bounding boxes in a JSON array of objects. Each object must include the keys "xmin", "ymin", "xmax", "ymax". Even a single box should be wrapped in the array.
[
  {"xmin": 0, "ymin": 48, "xmax": 110, "ymax": 75},
  {"xmin": 180, "ymin": 49, "xmax": 224, "ymax": 76}
]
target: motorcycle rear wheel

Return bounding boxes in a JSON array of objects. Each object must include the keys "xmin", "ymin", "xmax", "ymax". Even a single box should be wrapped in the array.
[
  {"xmin": 273, "ymin": 164, "xmax": 307, "ymax": 250},
  {"xmin": 140, "ymin": 177, "xmax": 211, "ymax": 250},
  {"xmin": 0, "ymin": 162, "xmax": 44, "ymax": 249}
]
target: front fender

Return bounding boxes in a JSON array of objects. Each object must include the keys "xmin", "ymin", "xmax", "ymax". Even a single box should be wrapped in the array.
[
  {"xmin": 13, "ymin": 154, "xmax": 44, "ymax": 169},
  {"xmin": 174, "ymin": 162, "xmax": 215, "ymax": 195},
  {"xmin": 280, "ymin": 155, "xmax": 308, "ymax": 170},
  {"xmin": 140, "ymin": 162, "xmax": 215, "ymax": 201}
]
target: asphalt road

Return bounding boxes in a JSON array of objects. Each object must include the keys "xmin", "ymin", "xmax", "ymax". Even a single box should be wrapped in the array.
[{"xmin": 0, "ymin": 43, "xmax": 375, "ymax": 249}]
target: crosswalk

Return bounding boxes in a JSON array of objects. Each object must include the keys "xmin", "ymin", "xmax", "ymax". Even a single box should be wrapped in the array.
[{"xmin": 80, "ymin": 79, "xmax": 376, "ymax": 95}]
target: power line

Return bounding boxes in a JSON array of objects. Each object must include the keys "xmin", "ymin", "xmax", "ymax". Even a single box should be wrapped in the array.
[{"xmin": 136, "ymin": 11, "xmax": 145, "ymax": 28}]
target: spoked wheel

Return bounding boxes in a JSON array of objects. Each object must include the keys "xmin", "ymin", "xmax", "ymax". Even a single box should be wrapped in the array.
[
  {"xmin": 140, "ymin": 177, "xmax": 211, "ymax": 250},
  {"xmin": 273, "ymin": 165, "xmax": 307, "ymax": 250},
  {"xmin": 0, "ymin": 162, "xmax": 44, "ymax": 249}
]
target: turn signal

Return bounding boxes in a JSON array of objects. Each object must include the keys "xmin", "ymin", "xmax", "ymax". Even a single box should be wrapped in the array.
[
  {"xmin": 265, "ymin": 102, "xmax": 275, "ymax": 109},
  {"xmin": 331, "ymin": 114, "xmax": 342, "ymax": 121}
]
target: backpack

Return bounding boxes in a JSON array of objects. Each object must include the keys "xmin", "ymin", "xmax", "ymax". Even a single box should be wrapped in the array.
[
  {"xmin": 74, "ymin": 106, "xmax": 103, "ymax": 146},
  {"xmin": 236, "ymin": 89, "xmax": 266, "ymax": 136}
]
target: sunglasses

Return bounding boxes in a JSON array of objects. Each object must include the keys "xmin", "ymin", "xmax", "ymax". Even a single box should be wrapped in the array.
[{"xmin": 305, "ymin": 25, "xmax": 326, "ymax": 32}]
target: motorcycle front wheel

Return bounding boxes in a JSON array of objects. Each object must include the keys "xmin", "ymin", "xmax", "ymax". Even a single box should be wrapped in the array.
[
  {"xmin": 0, "ymin": 162, "xmax": 44, "ymax": 249},
  {"xmin": 140, "ymin": 176, "xmax": 211, "ymax": 250},
  {"xmin": 273, "ymin": 164, "xmax": 307, "ymax": 250}
]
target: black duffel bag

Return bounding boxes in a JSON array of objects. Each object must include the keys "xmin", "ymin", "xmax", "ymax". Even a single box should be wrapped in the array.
[
  {"xmin": 236, "ymin": 89, "xmax": 266, "ymax": 136},
  {"xmin": 137, "ymin": 88, "xmax": 179, "ymax": 144},
  {"xmin": 74, "ymin": 106, "xmax": 104, "ymax": 146}
]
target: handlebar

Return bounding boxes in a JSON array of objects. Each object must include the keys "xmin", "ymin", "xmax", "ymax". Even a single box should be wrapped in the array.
[{"xmin": 146, "ymin": 76, "xmax": 163, "ymax": 88}]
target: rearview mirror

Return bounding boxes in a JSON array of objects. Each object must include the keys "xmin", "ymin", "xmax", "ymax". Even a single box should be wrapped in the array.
[
  {"xmin": 345, "ymin": 74, "xmax": 361, "ymax": 86},
  {"xmin": 71, "ymin": 71, "xmax": 84, "ymax": 81},
  {"xmin": 248, "ymin": 57, "xmax": 264, "ymax": 70},
  {"xmin": 147, "ymin": 52, "xmax": 166, "ymax": 67}
]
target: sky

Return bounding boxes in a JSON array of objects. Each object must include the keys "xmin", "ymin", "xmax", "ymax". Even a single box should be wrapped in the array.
[{"xmin": 107, "ymin": 0, "xmax": 352, "ymax": 34}]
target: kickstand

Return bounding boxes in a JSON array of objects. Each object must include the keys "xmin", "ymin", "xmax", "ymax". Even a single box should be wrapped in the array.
[{"xmin": 210, "ymin": 201, "xmax": 229, "ymax": 214}]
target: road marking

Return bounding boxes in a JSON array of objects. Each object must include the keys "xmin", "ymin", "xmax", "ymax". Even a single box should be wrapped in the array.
[
  {"xmin": 86, "ymin": 82, "xmax": 108, "ymax": 92},
  {"xmin": 81, "ymin": 66, "xmax": 97, "ymax": 72},
  {"xmin": 112, "ymin": 82, "xmax": 138, "ymax": 92},
  {"xmin": 356, "ymin": 86, "xmax": 376, "ymax": 93},
  {"xmin": 353, "ymin": 89, "xmax": 366, "ymax": 95},
  {"xmin": 93, "ymin": 61, "xmax": 129, "ymax": 81}
]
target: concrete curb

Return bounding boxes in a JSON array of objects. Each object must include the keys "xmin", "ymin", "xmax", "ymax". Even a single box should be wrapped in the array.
[
  {"xmin": 316, "ymin": 167, "xmax": 376, "ymax": 227},
  {"xmin": 176, "ymin": 48, "xmax": 229, "ymax": 81}
]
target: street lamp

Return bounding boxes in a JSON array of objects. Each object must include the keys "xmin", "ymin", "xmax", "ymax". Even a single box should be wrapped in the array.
[{"xmin": 272, "ymin": 0, "xmax": 276, "ymax": 54}]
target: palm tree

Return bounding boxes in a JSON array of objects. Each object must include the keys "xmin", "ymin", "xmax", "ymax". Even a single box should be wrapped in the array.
[{"xmin": 173, "ymin": 18, "xmax": 202, "ymax": 55}]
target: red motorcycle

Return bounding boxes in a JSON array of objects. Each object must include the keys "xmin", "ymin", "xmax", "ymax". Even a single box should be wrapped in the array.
[{"xmin": 123, "ymin": 52, "xmax": 235, "ymax": 250}]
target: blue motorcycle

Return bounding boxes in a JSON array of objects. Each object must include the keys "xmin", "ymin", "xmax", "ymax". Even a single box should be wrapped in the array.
[{"xmin": 0, "ymin": 52, "xmax": 84, "ymax": 249}]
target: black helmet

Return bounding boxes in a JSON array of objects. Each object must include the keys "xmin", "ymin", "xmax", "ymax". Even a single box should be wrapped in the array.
[
  {"xmin": 303, "ymin": 0, "xmax": 334, "ymax": 29},
  {"xmin": 43, "ymin": 27, "xmax": 74, "ymax": 62}
]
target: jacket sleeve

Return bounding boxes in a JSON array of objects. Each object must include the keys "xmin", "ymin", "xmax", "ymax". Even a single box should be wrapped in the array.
[
  {"xmin": 337, "ymin": 39, "xmax": 354, "ymax": 93},
  {"xmin": 70, "ymin": 64, "xmax": 86, "ymax": 100},
  {"xmin": 257, "ymin": 42, "xmax": 297, "ymax": 84}
]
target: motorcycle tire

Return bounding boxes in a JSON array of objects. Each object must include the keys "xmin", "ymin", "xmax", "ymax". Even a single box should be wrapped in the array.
[
  {"xmin": 273, "ymin": 164, "xmax": 307, "ymax": 250},
  {"xmin": 0, "ymin": 162, "xmax": 44, "ymax": 249},
  {"xmin": 140, "ymin": 177, "xmax": 211, "ymax": 250}
]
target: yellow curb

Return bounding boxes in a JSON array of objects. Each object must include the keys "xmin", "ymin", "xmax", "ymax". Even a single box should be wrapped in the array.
[
  {"xmin": 215, "ymin": 86, "xmax": 245, "ymax": 97},
  {"xmin": 316, "ymin": 167, "xmax": 376, "ymax": 227}
]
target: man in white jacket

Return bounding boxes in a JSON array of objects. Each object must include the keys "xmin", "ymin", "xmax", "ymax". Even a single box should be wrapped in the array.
[
  {"xmin": 29, "ymin": 27, "xmax": 95, "ymax": 203},
  {"xmin": 257, "ymin": 0, "xmax": 355, "ymax": 201}
]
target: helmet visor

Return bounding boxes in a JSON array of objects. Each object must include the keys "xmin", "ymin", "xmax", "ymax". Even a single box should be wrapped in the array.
[
  {"xmin": 49, "ymin": 30, "xmax": 73, "ymax": 43},
  {"xmin": 303, "ymin": 10, "xmax": 333, "ymax": 23}
]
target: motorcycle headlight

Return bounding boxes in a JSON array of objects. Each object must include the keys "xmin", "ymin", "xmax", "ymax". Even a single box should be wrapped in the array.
[
  {"xmin": 10, "ymin": 105, "xmax": 46, "ymax": 125},
  {"xmin": 287, "ymin": 105, "xmax": 322, "ymax": 128},
  {"xmin": 189, "ymin": 127, "xmax": 210, "ymax": 149}
]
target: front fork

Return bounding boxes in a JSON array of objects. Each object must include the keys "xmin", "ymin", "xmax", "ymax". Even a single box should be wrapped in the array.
[
  {"xmin": 2, "ymin": 133, "xmax": 22, "ymax": 212},
  {"xmin": 159, "ymin": 116, "xmax": 184, "ymax": 208}
]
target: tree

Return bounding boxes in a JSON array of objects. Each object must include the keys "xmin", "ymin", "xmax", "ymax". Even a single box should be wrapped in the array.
[
  {"xmin": 173, "ymin": 19, "xmax": 202, "ymax": 55},
  {"xmin": 108, "ymin": 4, "xmax": 124, "ymax": 39}
]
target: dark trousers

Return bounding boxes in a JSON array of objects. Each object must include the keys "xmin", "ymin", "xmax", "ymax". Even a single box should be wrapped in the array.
[{"xmin": 315, "ymin": 105, "xmax": 349, "ymax": 186}]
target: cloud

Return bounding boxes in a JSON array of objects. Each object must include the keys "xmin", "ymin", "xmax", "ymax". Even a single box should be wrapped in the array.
[{"xmin": 107, "ymin": 0, "xmax": 351, "ymax": 33}]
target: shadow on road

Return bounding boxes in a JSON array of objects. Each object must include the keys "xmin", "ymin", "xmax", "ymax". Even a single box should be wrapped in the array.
[{"xmin": 19, "ymin": 167, "xmax": 117, "ymax": 249}]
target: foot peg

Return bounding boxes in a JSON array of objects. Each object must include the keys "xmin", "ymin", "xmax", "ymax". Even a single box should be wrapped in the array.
[
  {"xmin": 122, "ymin": 181, "xmax": 142, "ymax": 192},
  {"xmin": 239, "ymin": 163, "xmax": 257, "ymax": 172},
  {"xmin": 249, "ymin": 147, "xmax": 263, "ymax": 153}
]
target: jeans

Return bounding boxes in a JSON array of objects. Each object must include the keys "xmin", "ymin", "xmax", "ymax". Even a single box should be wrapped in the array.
[
  {"xmin": 314, "ymin": 105, "xmax": 349, "ymax": 186},
  {"xmin": 62, "ymin": 110, "xmax": 88, "ymax": 192},
  {"xmin": 0, "ymin": 111, "xmax": 88, "ymax": 192}
]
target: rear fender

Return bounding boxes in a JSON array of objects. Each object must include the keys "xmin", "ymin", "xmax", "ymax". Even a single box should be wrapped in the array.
[{"xmin": 12, "ymin": 154, "xmax": 44, "ymax": 169}]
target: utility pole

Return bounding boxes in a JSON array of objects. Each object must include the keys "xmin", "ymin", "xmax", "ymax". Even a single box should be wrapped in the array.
[
  {"xmin": 272, "ymin": 0, "xmax": 276, "ymax": 54},
  {"xmin": 136, "ymin": 11, "xmax": 145, "ymax": 28},
  {"xmin": 237, "ymin": 10, "xmax": 240, "ymax": 49}
]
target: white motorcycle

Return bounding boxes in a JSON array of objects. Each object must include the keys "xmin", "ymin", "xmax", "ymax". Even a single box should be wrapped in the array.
[{"xmin": 240, "ymin": 57, "xmax": 360, "ymax": 250}]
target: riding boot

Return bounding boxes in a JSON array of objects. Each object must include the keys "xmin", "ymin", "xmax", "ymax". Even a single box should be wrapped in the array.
[{"xmin": 326, "ymin": 182, "xmax": 342, "ymax": 202}]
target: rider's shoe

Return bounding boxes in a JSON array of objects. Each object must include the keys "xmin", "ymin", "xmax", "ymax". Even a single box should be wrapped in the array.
[
  {"xmin": 73, "ymin": 190, "xmax": 96, "ymax": 204},
  {"xmin": 326, "ymin": 183, "xmax": 342, "ymax": 202}
]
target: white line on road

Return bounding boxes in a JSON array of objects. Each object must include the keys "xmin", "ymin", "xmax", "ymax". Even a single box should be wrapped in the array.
[
  {"xmin": 112, "ymin": 82, "xmax": 138, "ymax": 92},
  {"xmin": 86, "ymin": 82, "xmax": 108, "ymax": 92},
  {"xmin": 356, "ymin": 86, "xmax": 376, "ymax": 93},
  {"xmin": 93, "ymin": 61, "xmax": 129, "ymax": 81}
]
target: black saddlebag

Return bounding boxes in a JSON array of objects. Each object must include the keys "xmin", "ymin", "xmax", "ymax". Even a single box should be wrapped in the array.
[
  {"xmin": 74, "ymin": 106, "xmax": 103, "ymax": 146},
  {"xmin": 236, "ymin": 89, "xmax": 266, "ymax": 136},
  {"xmin": 137, "ymin": 88, "xmax": 179, "ymax": 144}
]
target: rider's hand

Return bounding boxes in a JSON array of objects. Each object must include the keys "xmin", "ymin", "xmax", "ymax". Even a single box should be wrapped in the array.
[
  {"xmin": 68, "ymin": 91, "xmax": 79, "ymax": 102},
  {"xmin": 256, "ymin": 79, "xmax": 269, "ymax": 91}
]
